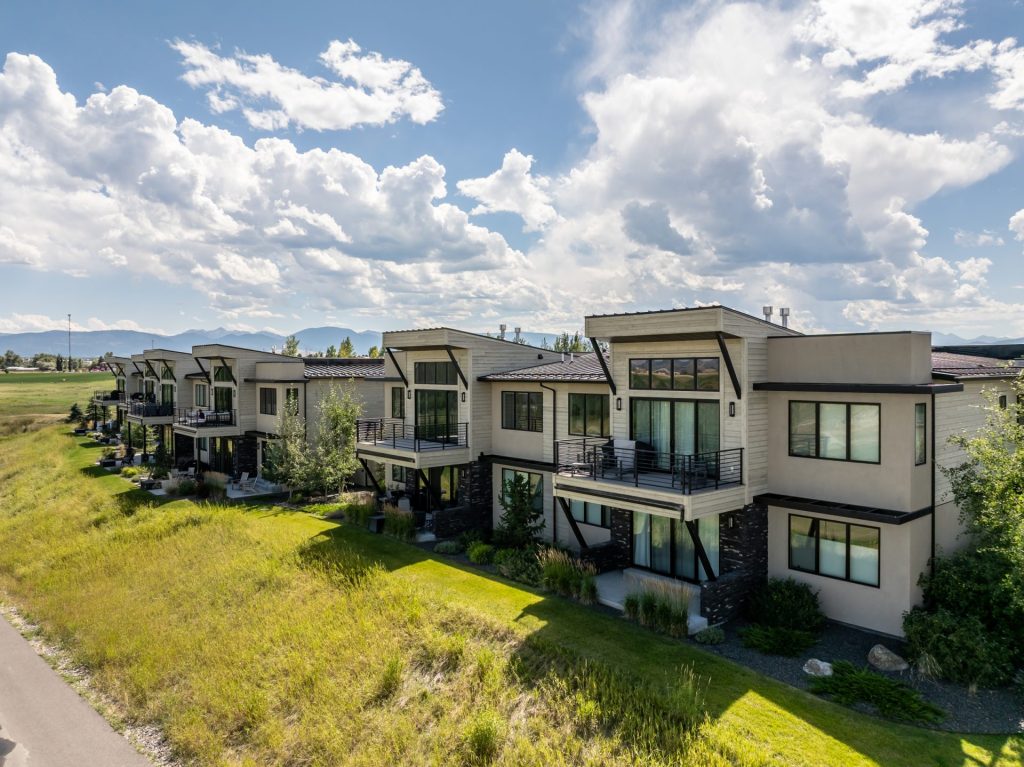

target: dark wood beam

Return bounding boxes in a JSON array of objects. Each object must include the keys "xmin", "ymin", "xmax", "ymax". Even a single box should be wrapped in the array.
[
  {"xmin": 716, "ymin": 332, "xmax": 741, "ymax": 400},
  {"xmin": 556, "ymin": 496, "xmax": 590, "ymax": 551},
  {"xmin": 385, "ymin": 347, "xmax": 409, "ymax": 387},
  {"xmin": 685, "ymin": 520, "xmax": 717, "ymax": 581},
  {"xmin": 358, "ymin": 457, "xmax": 383, "ymax": 495},
  {"xmin": 444, "ymin": 345, "xmax": 469, "ymax": 389},
  {"xmin": 588, "ymin": 337, "xmax": 616, "ymax": 395}
]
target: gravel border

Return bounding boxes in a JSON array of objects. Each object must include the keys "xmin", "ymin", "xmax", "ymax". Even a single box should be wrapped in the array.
[{"xmin": 697, "ymin": 618, "xmax": 1023, "ymax": 734}]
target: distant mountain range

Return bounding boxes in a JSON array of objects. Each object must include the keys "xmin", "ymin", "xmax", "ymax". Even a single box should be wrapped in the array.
[{"xmin": 0, "ymin": 326, "xmax": 570, "ymax": 358}]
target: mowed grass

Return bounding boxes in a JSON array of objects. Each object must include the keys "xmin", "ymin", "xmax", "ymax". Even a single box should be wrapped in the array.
[
  {"xmin": 0, "ymin": 370, "xmax": 110, "ymax": 417},
  {"xmin": 0, "ymin": 428, "xmax": 1021, "ymax": 767}
]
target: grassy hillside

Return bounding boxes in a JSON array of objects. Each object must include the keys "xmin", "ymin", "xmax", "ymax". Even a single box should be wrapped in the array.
[
  {"xmin": 0, "ymin": 371, "xmax": 110, "ymax": 416},
  {"xmin": 0, "ymin": 427, "xmax": 1020, "ymax": 767}
]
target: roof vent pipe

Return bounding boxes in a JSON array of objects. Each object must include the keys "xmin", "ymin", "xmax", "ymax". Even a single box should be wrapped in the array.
[
  {"xmin": 762, "ymin": 305, "xmax": 773, "ymax": 323},
  {"xmin": 570, "ymin": 352, "xmax": 574, "ymax": 363},
  {"xmin": 780, "ymin": 307, "xmax": 790, "ymax": 328},
  {"xmin": 560, "ymin": 352, "xmax": 565, "ymax": 363}
]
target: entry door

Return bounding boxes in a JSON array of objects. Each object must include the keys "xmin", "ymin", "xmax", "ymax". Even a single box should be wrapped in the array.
[{"xmin": 415, "ymin": 390, "xmax": 458, "ymax": 441}]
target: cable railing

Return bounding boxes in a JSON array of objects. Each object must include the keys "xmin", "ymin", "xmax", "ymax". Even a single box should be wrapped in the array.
[
  {"xmin": 555, "ymin": 437, "xmax": 743, "ymax": 495},
  {"xmin": 356, "ymin": 418, "xmax": 469, "ymax": 451},
  {"xmin": 92, "ymin": 389, "xmax": 125, "ymax": 403},
  {"xmin": 175, "ymin": 408, "xmax": 237, "ymax": 428}
]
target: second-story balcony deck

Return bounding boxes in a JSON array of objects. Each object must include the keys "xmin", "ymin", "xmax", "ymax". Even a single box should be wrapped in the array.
[
  {"xmin": 91, "ymin": 389, "xmax": 125, "ymax": 406},
  {"xmin": 355, "ymin": 418, "xmax": 470, "ymax": 468},
  {"xmin": 175, "ymin": 408, "xmax": 238, "ymax": 430},
  {"xmin": 553, "ymin": 437, "xmax": 745, "ymax": 520},
  {"xmin": 127, "ymin": 401, "xmax": 174, "ymax": 420}
]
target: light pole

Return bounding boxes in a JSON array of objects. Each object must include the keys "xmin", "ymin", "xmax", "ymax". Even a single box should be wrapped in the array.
[{"xmin": 67, "ymin": 314, "xmax": 72, "ymax": 371}]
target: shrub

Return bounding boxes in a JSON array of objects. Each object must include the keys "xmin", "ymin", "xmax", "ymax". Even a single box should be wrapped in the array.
[
  {"xmin": 462, "ymin": 708, "xmax": 504, "ymax": 765},
  {"xmin": 693, "ymin": 626, "xmax": 725, "ymax": 645},
  {"xmin": 746, "ymin": 578, "xmax": 825, "ymax": 633},
  {"xmin": 177, "ymin": 478, "xmax": 197, "ymax": 496},
  {"xmin": 739, "ymin": 625, "xmax": 817, "ymax": 657},
  {"xmin": 458, "ymin": 528, "xmax": 485, "ymax": 549},
  {"xmin": 101, "ymin": 446, "xmax": 117, "ymax": 460},
  {"xmin": 579, "ymin": 575, "xmax": 598, "ymax": 605},
  {"xmin": 623, "ymin": 593, "xmax": 640, "ymax": 620},
  {"xmin": 344, "ymin": 502, "xmax": 375, "ymax": 528},
  {"xmin": 903, "ymin": 607, "xmax": 1013, "ymax": 687},
  {"xmin": 537, "ymin": 548, "xmax": 596, "ymax": 600},
  {"xmin": 493, "ymin": 548, "xmax": 540, "ymax": 586},
  {"xmin": 433, "ymin": 540, "xmax": 464, "ymax": 556},
  {"xmin": 120, "ymin": 466, "xmax": 139, "ymax": 479},
  {"xmin": 809, "ymin": 661, "xmax": 944, "ymax": 725},
  {"xmin": 203, "ymin": 471, "xmax": 228, "ymax": 501},
  {"xmin": 382, "ymin": 504, "xmax": 415, "ymax": 541},
  {"xmin": 467, "ymin": 541, "xmax": 496, "ymax": 565}
]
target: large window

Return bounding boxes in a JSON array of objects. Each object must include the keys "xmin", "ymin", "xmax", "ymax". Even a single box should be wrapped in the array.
[
  {"xmin": 213, "ymin": 365, "xmax": 234, "ymax": 383},
  {"xmin": 629, "ymin": 358, "xmax": 720, "ymax": 391},
  {"xmin": 501, "ymin": 391, "xmax": 543, "ymax": 432},
  {"xmin": 914, "ymin": 403, "xmax": 926, "ymax": 466},
  {"xmin": 161, "ymin": 364, "xmax": 175, "ymax": 380},
  {"xmin": 259, "ymin": 387, "xmax": 277, "ymax": 416},
  {"xmin": 631, "ymin": 398, "xmax": 720, "ymax": 466},
  {"xmin": 391, "ymin": 464, "xmax": 406, "ymax": 483},
  {"xmin": 501, "ymin": 468, "xmax": 543, "ymax": 512},
  {"xmin": 788, "ymin": 401, "xmax": 880, "ymax": 463},
  {"xmin": 570, "ymin": 500, "xmax": 609, "ymax": 528},
  {"xmin": 160, "ymin": 384, "xmax": 174, "ymax": 406},
  {"xmin": 788, "ymin": 514, "xmax": 880, "ymax": 586},
  {"xmin": 214, "ymin": 386, "xmax": 233, "ymax": 412},
  {"xmin": 194, "ymin": 383, "xmax": 208, "ymax": 408},
  {"xmin": 632, "ymin": 512, "xmax": 719, "ymax": 582},
  {"xmin": 391, "ymin": 387, "xmax": 405, "ymax": 418},
  {"xmin": 414, "ymin": 361, "xmax": 457, "ymax": 385},
  {"xmin": 568, "ymin": 393, "xmax": 609, "ymax": 436}
]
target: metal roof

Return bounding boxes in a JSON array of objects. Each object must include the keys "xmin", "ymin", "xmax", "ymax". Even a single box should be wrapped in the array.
[
  {"xmin": 479, "ymin": 353, "xmax": 609, "ymax": 382},
  {"xmin": 302, "ymin": 358, "xmax": 387, "ymax": 379},
  {"xmin": 931, "ymin": 351, "xmax": 1022, "ymax": 380}
]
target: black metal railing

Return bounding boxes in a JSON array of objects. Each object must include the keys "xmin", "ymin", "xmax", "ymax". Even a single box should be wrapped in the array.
[
  {"xmin": 92, "ymin": 389, "xmax": 125, "ymax": 403},
  {"xmin": 555, "ymin": 437, "xmax": 743, "ymax": 495},
  {"xmin": 356, "ymin": 418, "xmax": 469, "ymax": 451},
  {"xmin": 128, "ymin": 401, "xmax": 174, "ymax": 418},
  {"xmin": 175, "ymin": 408, "xmax": 237, "ymax": 428}
]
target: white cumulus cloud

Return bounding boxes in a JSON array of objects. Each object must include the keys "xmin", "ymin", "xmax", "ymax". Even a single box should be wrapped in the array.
[{"xmin": 457, "ymin": 149, "xmax": 559, "ymax": 232}]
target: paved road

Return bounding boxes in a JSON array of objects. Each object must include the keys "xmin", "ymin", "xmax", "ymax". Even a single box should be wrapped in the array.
[{"xmin": 0, "ymin": 615, "xmax": 152, "ymax": 767}]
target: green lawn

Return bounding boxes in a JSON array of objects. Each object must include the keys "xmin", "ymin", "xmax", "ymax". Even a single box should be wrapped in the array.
[
  {"xmin": 0, "ymin": 426, "xmax": 1020, "ymax": 767},
  {"xmin": 0, "ymin": 370, "xmax": 111, "ymax": 417}
]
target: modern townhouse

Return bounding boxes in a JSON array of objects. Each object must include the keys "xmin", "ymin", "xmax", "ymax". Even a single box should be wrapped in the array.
[
  {"xmin": 354, "ymin": 327, "xmax": 560, "ymax": 535},
  {"xmin": 93, "ymin": 354, "xmax": 136, "ymax": 428},
  {"xmin": 124, "ymin": 349, "xmax": 204, "ymax": 458}
]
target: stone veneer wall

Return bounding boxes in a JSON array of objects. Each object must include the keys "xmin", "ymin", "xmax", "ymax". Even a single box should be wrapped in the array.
[
  {"xmin": 700, "ymin": 502, "xmax": 768, "ymax": 625},
  {"xmin": 236, "ymin": 434, "xmax": 259, "ymax": 477},
  {"xmin": 433, "ymin": 460, "xmax": 492, "ymax": 539},
  {"xmin": 173, "ymin": 433, "xmax": 194, "ymax": 466},
  {"xmin": 578, "ymin": 508, "xmax": 632, "ymax": 571}
]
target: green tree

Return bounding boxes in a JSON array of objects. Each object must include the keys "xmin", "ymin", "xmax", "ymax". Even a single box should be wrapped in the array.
[
  {"xmin": 3, "ymin": 349, "xmax": 22, "ymax": 368},
  {"xmin": 56, "ymin": 354, "xmax": 64, "ymax": 371},
  {"xmin": 262, "ymin": 393, "xmax": 310, "ymax": 498},
  {"xmin": 494, "ymin": 473, "xmax": 544, "ymax": 549},
  {"xmin": 282, "ymin": 335, "xmax": 301, "ymax": 357},
  {"xmin": 152, "ymin": 439, "xmax": 173, "ymax": 480},
  {"xmin": 325, "ymin": 344, "xmax": 338, "ymax": 357},
  {"xmin": 306, "ymin": 382, "xmax": 362, "ymax": 496},
  {"xmin": 338, "ymin": 336, "xmax": 355, "ymax": 357},
  {"xmin": 553, "ymin": 331, "xmax": 588, "ymax": 353},
  {"xmin": 367, "ymin": 345, "xmax": 383, "ymax": 358},
  {"xmin": 67, "ymin": 402, "xmax": 83, "ymax": 423}
]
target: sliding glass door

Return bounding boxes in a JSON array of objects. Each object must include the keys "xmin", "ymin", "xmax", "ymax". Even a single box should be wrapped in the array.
[
  {"xmin": 415, "ymin": 390, "xmax": 458, "ymax": 441},
  {"xmin": 631, "ymin": 399, "xmax": 720, "ymax": 463},
  {"xmin": 633, "ymin": 511, "xmax": 721, "ymax": 581}
]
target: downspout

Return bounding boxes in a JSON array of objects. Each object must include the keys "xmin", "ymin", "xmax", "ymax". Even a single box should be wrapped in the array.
[
  {"xmin": 930, "ymin": 390, "xmax": 936, "ymax": 577},
  {"xmin": 540, "ymin": 382, "xmax": 557, "ymax": 544}
]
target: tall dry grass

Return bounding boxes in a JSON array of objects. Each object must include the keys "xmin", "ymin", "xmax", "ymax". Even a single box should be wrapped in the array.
[{"xmin": 0, "ymin": 428, "xmax": 754, "ymax": 767}]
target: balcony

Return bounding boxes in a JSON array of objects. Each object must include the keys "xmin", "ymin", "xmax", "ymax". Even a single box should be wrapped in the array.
[
  {"xmin": 128, "ymin": 401, "xmax": 174, "ymax": 419},
  {"xmin": 175, "ymin": 408, "xmax": 237, "ymax": 429},
  {"xmin": 356, "ymin": 418, "xmax": 470, "ymax": 468},
  {"xmin": 92, "ymin": 390, "xmax": 125, "ymax": 405},
  {"xmin": 556, "ymin": 437, "xmax": 742, "ymax": 493}
]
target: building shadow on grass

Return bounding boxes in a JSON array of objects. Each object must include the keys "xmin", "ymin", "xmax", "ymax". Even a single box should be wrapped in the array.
[{"xmin": 293, "ymin": 523, "xmax": 1023, "ymax": 767}]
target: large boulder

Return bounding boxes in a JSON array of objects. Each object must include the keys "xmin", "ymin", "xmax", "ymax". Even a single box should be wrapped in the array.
[
  {"xmin": 803, "ymin": 658, "xmax": 833, "ymax": 677},
  {"xmin": 868, "ymin": 643, "xmax": 909, "ymax": 672}
]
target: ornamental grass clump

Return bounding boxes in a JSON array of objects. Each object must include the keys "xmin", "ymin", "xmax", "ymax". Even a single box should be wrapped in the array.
[
  {"xmin": 628, "ymin": 580, "xmax": 693, "ymax": 638},
  {"xmin": 382, "ymin": 503, "xmax": 415, "ymax": 541},
  {"xmin": 537, "ymin": 548, "xmax": 597, "ymax": 603}
]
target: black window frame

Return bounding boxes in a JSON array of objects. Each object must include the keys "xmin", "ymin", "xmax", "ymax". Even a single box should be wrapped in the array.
[
  {"xmin": 194, "ymin": 383, "xmax": 208, "ymax": 408},
  {"xmin": 501, "ymin": 391, "xmax": 543, "ymax": 432},
  {"xmin": 568, "ymin": 392, "xmax": 610, "ymax": 437},
  {"xmin": 570, "ymin": 499, "xmax": 610, "ymax": 528},
  {"xmin": 787, "ymin": 400, "xmax": 881, "ymax": 465},
  {"xmin": 628, "ymin": 357, "xmax": 720, "ymax": 391},
  {"xmin": 914, "ymin": 402, "xmax": 927, "ymax": 466},
  {"xmin": 414, "ymin": 361, "xmax": 457, "ymax": 386},
  {"xmin": 391, "ymin": 387, "xmax": 405, "ymax": 418},
  {"xmin": 259, "ymin": 387, "xmax": 277, "ymax": 416},
  {"xmin": 787, "ymin": 513, "xmax": 880, "ymax": 587},
  {"xmin": 391, "ymin": 464, "xmax": 405, "ymax": 483}
]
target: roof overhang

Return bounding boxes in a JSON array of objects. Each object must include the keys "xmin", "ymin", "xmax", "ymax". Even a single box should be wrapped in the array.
[
  {"xmin": 753, "ymin": 382, "xmax": 964, "ymax": 394},
  {"xmin": 756, "ymin": 493, "xmax": 932, "ymax": 525}
]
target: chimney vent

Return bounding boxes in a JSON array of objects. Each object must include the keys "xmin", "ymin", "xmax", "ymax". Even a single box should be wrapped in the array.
[
  {"xmin": 514, "ymin": 326, "xmax": 521, "ymax": 343},
  {"xmin": 779, "ymin": 308, "xmax": 790, "ymax": 328},
  {"xmin": 762, "ymin": 306, "xmax": 774, "ymax": 323},
  {"xmin": 499, "ymin": 323, "xmax": 506, "ymax": 340}
]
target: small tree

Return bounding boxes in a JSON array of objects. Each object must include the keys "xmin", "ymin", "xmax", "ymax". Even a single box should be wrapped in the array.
[
  {"xmin": 262, "ymin": 393, "xmax": 310, "ymax": 497},
  {"xmin": 338, "ymin": 336, "xmax": 355, "ymax": 357},
  {"xmin": 495, "ymin": 473, "xmax": 544, "ymax": 549},
  {"xmin": 152, "ymin": 439, "xmax": 173, "ymax": 480},
  {"xmin": 367, "ymin": 345, "xmax": 383, "ymax": 358},
  {"xmin": 67, "ymin": 402, "xmax": 83, "ymax": 423},
  {"xmin": 553, "ymin": 331, "xmax": 588, "ymax": 353},
  {"xmin": 325, "ymin": 344, "xmax": 338, "ymax": 357},
  {"xmin": 282, "ymin": 335, "xmax": 301, "ymax": 357},
  {"xmin": 306, "ymin": 382, "xmax": 362, "ymax": 496}
]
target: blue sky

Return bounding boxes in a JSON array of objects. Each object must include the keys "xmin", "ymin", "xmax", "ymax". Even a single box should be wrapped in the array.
[{"xmin": 1, "ymin": 0, "xmax": 1023, "ymax": 338}]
